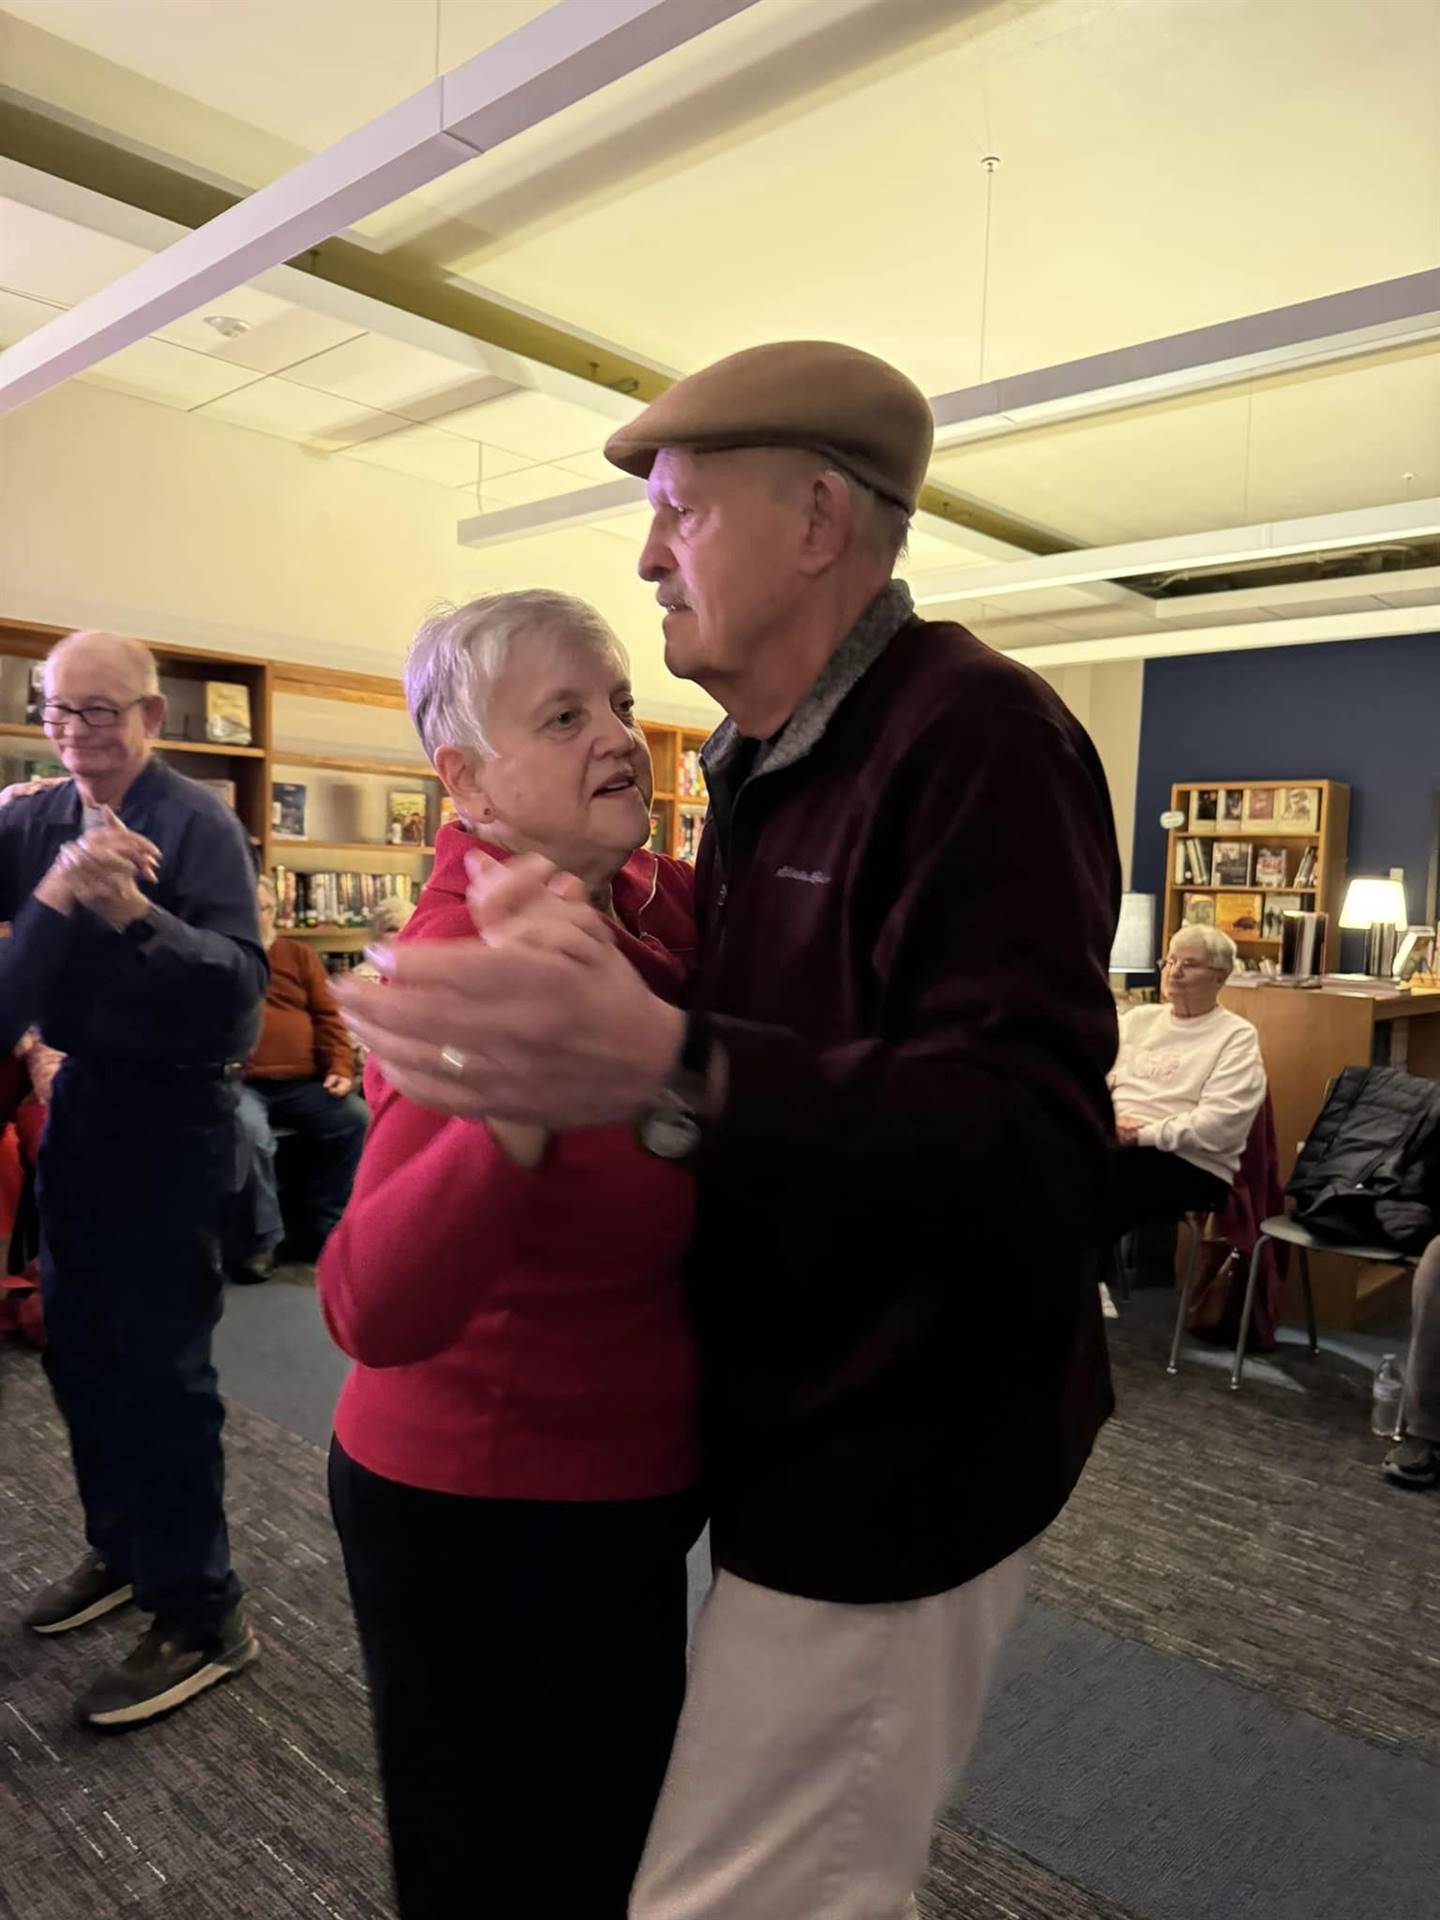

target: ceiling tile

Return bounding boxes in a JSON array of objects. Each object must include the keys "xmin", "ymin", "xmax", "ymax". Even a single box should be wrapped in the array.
[
  {"xmin": 88, "ymin": 338, "xmax": 262, "ymax": 409},
  {"xmin": 198, "ymin": 376, "xmax": 373, "ymax": 442},
  {"xmin": 155, "ymin": 294, "xmax": 365, "ymax": 376},
  {"xmin": 558, "ymin": 448, "xmax": 627, "ymax": 484},
  {"xmin": 0, "ymin": 287, "xmax": 62, "ymax": 348},
  {"xmin": 442, "ymin": 390, "xmax": 614, "ymax": 463},
  {"xmin": 1, "ymin": 198, "xmax": 151, "ymax": 304},
  {"xmin": 283, "ymin": 333, "xmax": 486, "ymax": 415},
  {"xmin": 474, "ymin": 462, "xmax": 616, "ymax": 507},
  {"xmin": 341, "ymin": 427, "xmax": 482, "ymax": 487}
]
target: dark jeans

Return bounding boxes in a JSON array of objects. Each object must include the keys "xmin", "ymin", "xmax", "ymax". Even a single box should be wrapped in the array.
[
  {"xmin": 1109, "ymin": 1147, "xmax": 1230, "ymax": 1290},
  {"xmin": 329, "ymin": 1439, "xmax": 701, "ymax": 1920},
  {"xmin": 37, "ymin": 1064, "xmax": 242, "ymax": 1641},
  {"xmin": 230, "ymin": 1077, "xmax": 367, "ymax": 1261}
]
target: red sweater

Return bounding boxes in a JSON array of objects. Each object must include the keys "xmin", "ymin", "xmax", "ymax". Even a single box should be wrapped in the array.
[{"xmin": 318, "ymin": 826, "xmax": 700, "ymax": 1502}]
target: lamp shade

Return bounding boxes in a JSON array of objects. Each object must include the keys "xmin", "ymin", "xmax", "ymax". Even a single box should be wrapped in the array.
[
  {"xmin": 1339, "ymin": 877, "xmax": 1408, "ymax": 931},
  {"xmin": 1109, "ymin": 893, "xmax": 1157, "ymax": 973}
]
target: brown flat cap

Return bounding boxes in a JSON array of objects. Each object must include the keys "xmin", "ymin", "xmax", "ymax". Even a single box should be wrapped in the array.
[{"xmin": 604, "ymin": 341, "xmax": 934, "ymax": 513}]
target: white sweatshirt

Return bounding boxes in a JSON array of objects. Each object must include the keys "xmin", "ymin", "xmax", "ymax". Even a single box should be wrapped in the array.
[{"xmin": 1110, "ymin": 1004, "xmax": 1267, "ymax": 1184}]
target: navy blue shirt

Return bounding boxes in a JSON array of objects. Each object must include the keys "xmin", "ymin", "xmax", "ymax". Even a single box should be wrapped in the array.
[{"xmin": 0, "ymin": 756, "xmax": 267, "ymax": 1066}]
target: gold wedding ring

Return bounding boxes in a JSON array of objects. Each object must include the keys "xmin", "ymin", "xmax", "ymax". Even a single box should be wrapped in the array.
[{"xmin": 439, "ymin": 1045, "xmax": 468, "ymax": 1077}]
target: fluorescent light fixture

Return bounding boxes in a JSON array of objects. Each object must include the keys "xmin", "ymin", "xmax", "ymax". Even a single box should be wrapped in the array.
[
  {"xmin": 929, "ymin": 268, "xmax": 1440, "ymax": 451},
  {"xmin": 458, "ymin": 476, "xmax": 647, "ymax": 547},
  {"xmin": 0, "ymin": 0, "xmax": 763, "ymax": 414},
  {"xmin": 1001, "ymin": 601, "xmax": 1440, "ymax": 669},
  {"xmin": 909, "ymin": 499, "xmax": 1440, "ymax": 605}
]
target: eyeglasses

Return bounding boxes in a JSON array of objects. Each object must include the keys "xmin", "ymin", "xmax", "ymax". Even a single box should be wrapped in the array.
[
  {"xmin": 41, "ymin": 698, "xmax": 147, "ymax": 730},
  {"xmin": 1160, "ymin": 955, "xmax": 1221, "ymax": 976}
]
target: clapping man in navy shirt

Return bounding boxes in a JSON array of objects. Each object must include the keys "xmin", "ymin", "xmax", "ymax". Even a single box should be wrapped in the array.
[{"xmin": 0, "ymin": 631, "xmax": 267, "ymax": 1729}]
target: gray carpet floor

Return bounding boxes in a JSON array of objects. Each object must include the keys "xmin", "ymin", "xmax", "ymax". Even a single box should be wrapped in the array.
[{"xmin": 2, "ymin": 1282, "xmax": 1437, "ymax": 1919}]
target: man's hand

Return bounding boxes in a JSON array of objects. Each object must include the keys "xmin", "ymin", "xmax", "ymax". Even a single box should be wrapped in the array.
[
  {"xmin": 323, "ymin": 1073, "xmax": 354, "ymax": 1098},
  {"xmin": 46, "ymin": 811, "xmax": 160, "ymax": 930},
  {"xmin": 1114, "ymin": 1114, "xmax": 1145, "ymax": 1147},
  {"xmin": 0, "ymin": 775, "xmax": 66, "ymax": 808},
  {"xmin": 333, "ymin": 916, "xmax": 683, "ymax": 1127}
]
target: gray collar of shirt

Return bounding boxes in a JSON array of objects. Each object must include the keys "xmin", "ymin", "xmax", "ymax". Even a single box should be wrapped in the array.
[{"xmin": 700, "ymin": 579, "xmax": 915, "ymax": 786}]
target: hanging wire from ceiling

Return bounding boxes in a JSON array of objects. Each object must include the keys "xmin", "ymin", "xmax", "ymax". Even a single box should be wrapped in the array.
[{"xmin": 977, "ymin": 154, "xmax": 1001, "ymax": 385}]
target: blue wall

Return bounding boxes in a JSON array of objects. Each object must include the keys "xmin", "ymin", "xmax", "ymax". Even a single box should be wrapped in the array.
[{"xmin": 1134, "ymin": 630, "xmax": 1440, "ymax": 969}]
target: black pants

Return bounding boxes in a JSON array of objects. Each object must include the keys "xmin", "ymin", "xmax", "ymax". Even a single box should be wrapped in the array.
[
  {"xmin": 1109, "ymin": 1147, "xmax": 1231, "ymax": 1289},
  {"xmin": 37, "ymin": 1065, "xmax": 242, "ymax": 1640},
  {"xmin": 329, "ymin": 1439, "xmax": 701, "ymax": 1920}
]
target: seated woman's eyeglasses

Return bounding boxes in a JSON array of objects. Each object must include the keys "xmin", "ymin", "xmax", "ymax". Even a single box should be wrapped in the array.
[
  {"xmin": 41, "ymin": 699, "xmax": 145, "ymax": 730},
  {"xmin": 1159, "ymin": 955, "xmax": 1216, "ymax": 975}
]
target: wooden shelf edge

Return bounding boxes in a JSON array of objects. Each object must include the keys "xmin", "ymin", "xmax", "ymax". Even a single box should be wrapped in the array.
[
  {"xmin": 272, "ymin": 749, "xmax": 439, "ymax": 780},
  {"xmin": 272, "ymin": 839, "xmax": 435, "ymax": 855}
]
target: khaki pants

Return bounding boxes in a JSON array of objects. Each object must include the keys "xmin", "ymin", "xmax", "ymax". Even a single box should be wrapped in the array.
[{"xmin": 629, "ymin": 1546, "xmax": 1031, "ymax": 1920}]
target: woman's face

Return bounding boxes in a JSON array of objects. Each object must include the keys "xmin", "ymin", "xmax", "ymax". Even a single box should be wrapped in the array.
[
  {"xmin": 447, "ymin": 632, "xmax": 653, "ymax": 873},
  {"xmin": 1160, "ymin": 940, "xmax": 1224, "ymax": 1017}
]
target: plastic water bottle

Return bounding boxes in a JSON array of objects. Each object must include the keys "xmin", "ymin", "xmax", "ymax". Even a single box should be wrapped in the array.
[{"xmin": 1371, "ymin": 1354, "xmax": 1404, "ymax": 1438}]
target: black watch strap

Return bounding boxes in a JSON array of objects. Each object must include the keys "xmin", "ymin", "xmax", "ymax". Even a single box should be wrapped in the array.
[{"xmin": 679, "ymin": 1009, "xmax": 713, "ymax": 1081}]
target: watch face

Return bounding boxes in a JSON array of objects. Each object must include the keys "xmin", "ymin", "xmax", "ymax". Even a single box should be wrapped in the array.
[{"xmin": 640, "ymin": 1108, "xmax": 702, "ymax": 1161}]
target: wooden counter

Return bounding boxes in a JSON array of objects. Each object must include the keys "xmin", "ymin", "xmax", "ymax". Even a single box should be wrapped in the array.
[{"xmin": 1220, "ymin": 976, "xmax": 1440, "ymax": 1326}]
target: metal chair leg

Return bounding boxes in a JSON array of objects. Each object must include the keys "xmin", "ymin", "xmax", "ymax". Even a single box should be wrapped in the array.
[
  {"xmin": 1299, "ymin": 1247, "xmax": 1319, "ymax": 1354},
  {"xmin": 1231, "ymin": 1235, "xmax": 1269, "ymax": 1390},
  {"xmin": 1166, "ymin": 1215, "xmax": 1204, "ymax": 1376}
]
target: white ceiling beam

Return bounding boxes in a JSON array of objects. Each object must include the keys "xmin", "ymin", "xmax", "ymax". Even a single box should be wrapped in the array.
[
  {"xmin": 1152, "ymin": 565, "xmax": 1440, "ymax": 621},
  {"xmin": 1003, "ymin": 603, "xmax": 1440, "ymax": 670},
  {"xmin": 930, "ymin": 268, "xmax": 1440, "ymax": 450},
  {"xmin": 909, "ymin": 499, "xmax": 1440, "ymax": 604},
  {"xmin": 0, "ymin": 0, "xmax": 762, "ymax": 414}
]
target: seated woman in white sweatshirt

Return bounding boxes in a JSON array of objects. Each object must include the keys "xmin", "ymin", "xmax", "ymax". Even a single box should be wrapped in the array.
[{"xmin": 1110, "ymin": 923, "xmax": 1267, "ymax": 1238}]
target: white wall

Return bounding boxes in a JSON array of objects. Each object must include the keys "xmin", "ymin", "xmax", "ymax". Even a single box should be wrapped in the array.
[
  {"xmin": 0, "ymin": 380, "xmax": 720, "ymax": 728},
  {"xmin": 1035, "ymin": 660, "xmax": 1144, "ymax": 887}
]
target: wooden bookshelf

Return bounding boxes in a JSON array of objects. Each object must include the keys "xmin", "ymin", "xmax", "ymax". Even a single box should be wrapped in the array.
[
  {"xmin": 3, "ymin": 619, "xmax": 716, "ymax": 950},
  {"xmin": 1162, "ymin": 779, "xmax": 1350, "ymax": 972}
]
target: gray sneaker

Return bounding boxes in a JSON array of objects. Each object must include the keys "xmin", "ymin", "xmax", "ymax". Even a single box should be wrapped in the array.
[
  {"xmin": 24, "ymin": 1551, "xmax": 134, "ymax": 1635},
  {"xmin": 76, "ymin": 1607, "xmax": 259, "ymax": 1730},
  {"xmin": 1383, "ymin": 1436, "xmax": 1440, "ymax": 1490}
]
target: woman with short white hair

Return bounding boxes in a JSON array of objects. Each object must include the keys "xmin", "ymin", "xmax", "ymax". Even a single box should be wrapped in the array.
[
  {"xmin": 319, "ymin": 589, "xmax": 701, "ymax": 1920},
  {"xmin": 1109, "ymin": 923, "xmax": 1267, "ymax": 1256}
]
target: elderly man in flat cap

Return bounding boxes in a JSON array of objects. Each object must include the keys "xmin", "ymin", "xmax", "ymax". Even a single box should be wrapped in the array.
[{"xmin": 340, "ymin": 342, "xmax": 1120, "ymax": 1917}]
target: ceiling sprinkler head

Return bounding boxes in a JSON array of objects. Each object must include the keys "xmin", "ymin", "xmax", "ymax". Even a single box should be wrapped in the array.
[{"xmin": 202, "ymin": 314, "xmax": 251, "ymax": 340}]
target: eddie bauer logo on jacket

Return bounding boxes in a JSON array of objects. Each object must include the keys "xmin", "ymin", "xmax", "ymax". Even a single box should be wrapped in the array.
[{"xmin": 775, "ymin": 866, "xmax": 831, "ymax": 885}]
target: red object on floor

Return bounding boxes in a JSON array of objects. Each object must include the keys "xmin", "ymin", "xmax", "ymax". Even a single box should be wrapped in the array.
[
  {"xmin": 0, "ymin": 1126, "xmax": 20, "ymax": 1238},
  {"xmin": 1188, "ymin": 1093, "xmax": 1287, "ymax": 1350}
]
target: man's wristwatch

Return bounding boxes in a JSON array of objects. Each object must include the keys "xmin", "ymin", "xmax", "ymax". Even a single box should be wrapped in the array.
[
  {"xmin": 637, "ymin": 1010, "xmax": 713, "ymax": 1162},
  {"xmin": 121, "ymin": 904, "xmax": 162, "ymax": 949}
]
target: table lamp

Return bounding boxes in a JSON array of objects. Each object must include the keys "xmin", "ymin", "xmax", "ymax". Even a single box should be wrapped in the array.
[
  {"xmin": 1339, "ymin": 877, "xmax": 1408, "ymax": 977},
  {"xmin": 1109, "ymin": 893, "xmax": 1157, "ymax": 975}
]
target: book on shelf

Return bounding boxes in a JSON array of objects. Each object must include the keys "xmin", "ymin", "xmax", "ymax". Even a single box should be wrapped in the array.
[
  {"xmin": 1253, "ymin": 845, "xmax": 1289, "ymax": 888},
  {"xmin": 1219, "ymin": 787, "xmax": 1245, "ymax": 828},
  {"xmin": 1273, "ymin": 786, "xmax": 1320, "ymax": 833},
  {"xmin": 204, "ymin": 681, "xmax": 253, "ymax": 746},
  {"xmin": 1261, "ymin": 892, "xmax": 1304, "ymax": 941},
  {"xmin": 387, "ymin": 789, "xmax": 428, "ymax": 846},
  {"xmin": 678, "ymin": 749, "xmax": 708, "ymax": 802},
  {"xmin": 1174, "ymin": 837, "xmax": 1211, "ymax": 886},
  {"xmin": 1211, "ymin": 840, "xmax": 1253, "ymax": 887},
  {"xmin": 1216, "ymin": 891, "xmax": 1264, "ymax": 941},
  {"xmin": 677, "ymin": 811, "xmax": 702, "ymax": 863},
  {"xmin": 270, "ymin": 866, "xmax": 416, "ymax": 932},
  {"xmin": 1241, "ymin": 787, "xmax": 1276, "ymax": 832},
  {"xmin": 24, "ymin": 664, "xmax": 45, "ymax": 726},
  {"xmin": 1182, "ymin": 893, "xmax": 1217, "ymax": 928},
  {"xmin": 194, "ymin": 776, "xmax": 237, "ymax": 810},
  {"xmin": 1188, "ymin": 788, "xmax": 1219, "ymax": 835},
  {"xmin": 1293, "ymin": 844, "xmax": 1318, "ymax": 887},
  {"xmin": 272, "ymin": 782, "xmax": 307, "ymax": 836}
]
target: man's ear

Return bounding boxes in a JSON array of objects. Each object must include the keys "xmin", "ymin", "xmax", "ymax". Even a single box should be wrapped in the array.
[
  {"xmin": 142, "ymin": 692, "xmax": 167, "ymax": 739},
  {"xmin": 798, "ymin": 469, "xmax": 854, "ymax": 577},
  {"xmin": 434, "ymin": 745, "xmax": 492, "ymax": 822}
]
